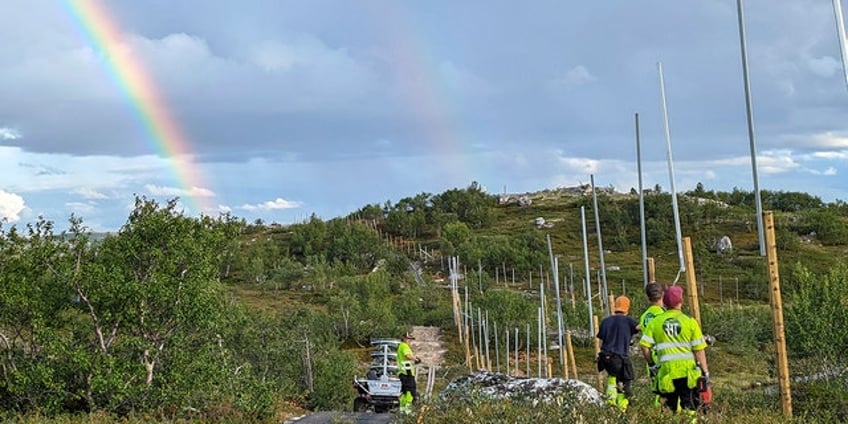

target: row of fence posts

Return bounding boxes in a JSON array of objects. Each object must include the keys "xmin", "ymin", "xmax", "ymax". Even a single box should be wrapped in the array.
[{"xmin": 447, "ymin": 211, "xmax": 791, "ymax": 415}]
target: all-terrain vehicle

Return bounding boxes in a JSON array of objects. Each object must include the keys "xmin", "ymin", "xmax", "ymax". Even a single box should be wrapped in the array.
[{"xmin": 352, "ymin": 338, "xmax": 402, "ymax": 413}]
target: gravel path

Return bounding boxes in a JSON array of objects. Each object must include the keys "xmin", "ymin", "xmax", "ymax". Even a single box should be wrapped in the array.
[{"xmin": 409, "ymin": 325, "xmax": 445, "ymax": 368}]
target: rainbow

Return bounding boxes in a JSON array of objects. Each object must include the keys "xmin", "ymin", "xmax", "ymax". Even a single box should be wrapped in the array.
[
  {"xmin": 362, "ymin": 2, "xmax": 476, "ymax": 187},
  {"xmin": 64, "ymin": 0, "xmax": 210, "ymax": 213}
]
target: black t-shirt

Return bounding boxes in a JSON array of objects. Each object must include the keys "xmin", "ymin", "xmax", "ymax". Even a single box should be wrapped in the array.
[{"xmin": 597, "ymin": 314, "xmax": 639, "ymax": 357}]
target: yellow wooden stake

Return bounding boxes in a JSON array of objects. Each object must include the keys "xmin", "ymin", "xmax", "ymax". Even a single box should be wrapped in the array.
[
  {"xmin": 464, "ymin": 323, "xmax": 472, "ymax": 373},
  {"xmin": 764, "ymin": 211, "xmax": 792, "ymax": 417},
  {"xmin": 566, "ymin": 331, "xmax": 578, "ymax": 379},
  {"xmin": 647, "ymin": 257, "xmax": 656, "ymax": 282},
  {"xmin": 593, "ymin": 315, "xmax": 602, "ymax": 389},
  {"xmin": 682, "ymin": 237, "xmax": 702, "ymax": 326}
]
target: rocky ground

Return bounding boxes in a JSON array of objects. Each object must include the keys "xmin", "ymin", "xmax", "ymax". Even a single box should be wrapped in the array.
[
  {"xmin": 440, "ymin": 370, "xmax": 604, "ymax": 407},
  {"xmin": 407, "ymin": 325, "xmax": 604, "ymax": 410}
]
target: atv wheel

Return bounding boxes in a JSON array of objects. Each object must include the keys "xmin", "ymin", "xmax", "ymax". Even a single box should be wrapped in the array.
[{"xmin": 353, "ymin": 397, "xmax": 368, "ymax": 412}]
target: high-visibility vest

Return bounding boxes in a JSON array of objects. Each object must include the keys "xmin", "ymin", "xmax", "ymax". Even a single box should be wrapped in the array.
[
  {"xmin": 639, "ymin": 309, "xmax": 706, "ymax": 392},
  {"xmin": 397, "ymin": 342, "xmax": 415, "ymax": 376},
  {"xmin": 639, "ymin": 305, "xmax": 665, "ymax": 330},
  {"xmin": 640, "ymin": 304, "xmax": 665, "ymax": 363}
]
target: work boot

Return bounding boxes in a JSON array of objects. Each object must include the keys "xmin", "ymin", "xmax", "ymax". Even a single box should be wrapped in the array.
[
  {"xmin": 605, "ymin": 376, "xmax": 618, "ymax": 405},
  {"xmin": 615, "ymin": 393, "xmax": 629, "ymax": 411},
  {"xmin": 399, "ymin": 392, "xmax": 413, "ymax": 414},
  {"xmin": 685, "ymin": 408, "xmax": 698, "ymax": 423}
]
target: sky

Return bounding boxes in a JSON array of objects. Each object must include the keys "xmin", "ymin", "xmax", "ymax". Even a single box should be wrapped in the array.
[{"xmin": 0, "ymin": 0, "xmax": 847, "ymax": 232}]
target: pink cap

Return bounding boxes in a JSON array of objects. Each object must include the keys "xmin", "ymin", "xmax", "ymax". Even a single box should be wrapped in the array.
[{"xmin": 663, "ymin": 285, "xmax": 684, "ymax": 307}]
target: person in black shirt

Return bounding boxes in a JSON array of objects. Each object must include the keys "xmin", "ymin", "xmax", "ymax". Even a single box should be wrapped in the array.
[{"xmin": 596, "ymin": 295, "xmax": 639, "ymax": 410}]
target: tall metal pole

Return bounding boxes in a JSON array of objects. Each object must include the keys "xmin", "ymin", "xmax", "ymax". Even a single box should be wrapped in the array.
[
  {"xmin": 834, "ymin": 0, "xmax": 848, "ymax": 90},
  {"xmin": 505, "ymin": 326, "xmax": 510, "ymax": 375},
  {"xmin": 484, "ymin": 311, "xmax": 491, "ymax": 370},
  {"xmin": 547, "ymin": 234, "xmax": 565, "ymax": 371},
  {"xmin": 539, "ymin": 282, "xmax": 547, "ymax": 375},
  {"xmin": 736, "ymin": 0, "xmax": 766, "ymax": 256},
  {"xmin": 526, "ymin": 324, "xmax": 531, "ymax": 377},
  {"xmin": 635, "ymin": 113, "xmax": 649, "ymax": 287},
  {"xmin": 657, "ymin": 62, "xmax": 688, "ymax": 278},
  {"xmin": 590, "ymin": 174, "xmax": 610, "ymax": 315},
  {"xmin": 554, "ymin": 257, "xmax": 565, "ymax": 370},
  {"xmin": 478, "ymin": 308, "xmax": 483, "ymax": 369},
  {"xmin": 515, "ymin": 328, "xmax": 519, "ymax": 376},
  {"xmin": 569, "ymin": 262, "xmax": 575, "ymax": 294},
  {"xmin": 581, "ymin": 206, "xmax": 595, "ymax": 335},
  {"xmin": 494, "ymin": 321, "xmax": 500, "ymax": 373},
  {"xmin": 478, "ymin": 260, "xmax": 483, "ymax": 293},
  {"xmin": 537, "ymin": 307, "xmax": 542, "ymax": 378}
]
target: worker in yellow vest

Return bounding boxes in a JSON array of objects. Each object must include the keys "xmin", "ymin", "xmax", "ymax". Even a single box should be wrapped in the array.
[
  {"xmin": 397, "ymin": 331, "xmax": 421, "ymax": 414},
  {"xmin": 640, "ymin": 285, "xmax": 709, "ymax": 420},
  {"xmin": 638, "ymin": 282, "xmax": 665, "ymax": 407}
]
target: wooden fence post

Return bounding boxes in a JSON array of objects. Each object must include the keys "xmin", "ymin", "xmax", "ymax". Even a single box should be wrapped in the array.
[
  {"xmin": 683, "ymin": 237, "xmax": 702, "ymax": 326},
  {"xmin": 764, "ymin": 211, "xmax": 792, "ymax": 417}
]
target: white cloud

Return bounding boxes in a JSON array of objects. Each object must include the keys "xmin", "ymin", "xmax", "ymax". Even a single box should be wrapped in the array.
[
  {"xmin": 707, "ymin": 155, "xmax": 754, "ymax": 167},
  {"xmin": 65, "ymin": 201, "xmax": 97, "ymax": 215},
  {"xmin": 807, "ymin": 132, "xmax": 848, "ymax": 149},
  {"xmin": 240, "ymin": 197, "xmax": 302, "ymax": 211},
  {"xmin": 810, "ymin": 151, "xmax": 848, "ymax": 160},
  {"xmin": 757, "ymin": 151, "xmax": 801, "ymax": 174},
  {"xmin": 250, "ymin": 40, "xmax": 300, "ymax": 72},
  {"xmin": 810, "ymin": 166, "xmax": 838, "ymax": 176},
  {"xmin": 71, "ymin": 187, "xmax": 109, "ymax": 199},
  {"xmin": 144, "ymin": 184, "xmax": 215, "ymax": 197},
  {"xmin": 558, "ymin": 155, "xmax": 602, "ymax": 174},
  {"xmin": 236, "ymin": 36, "xmax": 379, "ymax": 110},
  {"xmin": 144, "ymin": 185, "xmax": 183, "ymax": 196},
  {"xmin": 186, "ymin": 186, "xmax": 215, "ymax": 197},
  {"xmin": 695, "ymin": 149, "xmax": 841, "ymax": 178},
  {"xmin": 780, "ymin": 132, "xmax": 848, "ymax": 150},
  {"xmin": 0, "ymin": 127, "xmax": 21, "ymax": 140},
  {"xmin": 552, "ymin": 65, "xmax": 597, "ymax": 89},
  {"xmin": 807, "ymin": 56, "xmax": 841, "ymax": 78},
  {"xmin": 0, "ymin": 190, "xmax": 25, "ymax": 222},
  {"xmin": 218, "ymin": 204, "xmax": 232, "ymax": 213}
]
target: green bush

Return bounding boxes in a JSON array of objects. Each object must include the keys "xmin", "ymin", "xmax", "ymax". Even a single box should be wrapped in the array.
[
  {"xmin": 784, "ymin": 264, "xmax": 848, "ymax": 360},
  {"xmin": 792, "ymin": 379, "xmax": 848, "ymax": 422},
  {"xmin": 701, "ymin": 304, "xmax": 772, "ymax": 355}
]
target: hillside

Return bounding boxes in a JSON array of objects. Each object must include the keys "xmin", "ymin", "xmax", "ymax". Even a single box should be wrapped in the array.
[
  {"xmin": 1, "ymin": 188, "xmax": 846, "ymax": 423},
  {"xmin": 229, "ymin": 184, "xmax": 848, "ymax": 423}
]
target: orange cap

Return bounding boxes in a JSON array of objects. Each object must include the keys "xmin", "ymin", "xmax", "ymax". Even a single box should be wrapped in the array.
[{"xmin": 614, "ymin": 296, "xmax": 631, "ymax": 314}]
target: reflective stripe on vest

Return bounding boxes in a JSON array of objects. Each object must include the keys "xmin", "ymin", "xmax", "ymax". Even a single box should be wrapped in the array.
[
  {"xmin": 657, "ymin": 352, "xmax": 695, "ymax": 363},
  {"xmin": 643, "ymin": 310, "xmax": 704, "ymax": 374},
  {"xmin": 399, "ymin": 360, "xmax": 414, "ymax": 373}
]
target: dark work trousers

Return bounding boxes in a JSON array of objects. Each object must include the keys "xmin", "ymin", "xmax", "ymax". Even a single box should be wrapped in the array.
[
  {"xmin": 599, "ymin": 353, "xmax": 634, "ymax": 398},
  {"xmin": 399, "ymin": 373, "xmax": 418, "ymax": 403},
  {"xmin": 662, "ymin": 377, "xmax": 700, "ymax": 412}
]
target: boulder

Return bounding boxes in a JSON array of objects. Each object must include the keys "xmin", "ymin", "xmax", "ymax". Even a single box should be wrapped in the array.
[
  {"xmin": 440, "ymin": 370, "xmax": 604, "ymax": 408},
  {"xmin": 715, "ymin": 235, "xmax": 733, "ymax": 254}
]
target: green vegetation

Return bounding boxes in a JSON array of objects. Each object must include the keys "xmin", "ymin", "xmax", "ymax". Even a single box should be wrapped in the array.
[{"xmin": 0, "ymin": 182, "xmax": 846, "ymax": 423}]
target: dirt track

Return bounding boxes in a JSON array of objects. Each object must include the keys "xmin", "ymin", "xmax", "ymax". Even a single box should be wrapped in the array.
[
  {"xmin": 409, "ymin": 325, "xmax": 445, "ymax": 368},
  {"xmin": 286, "ymin": 326, "xmax": 444, "ymax": 423}
]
